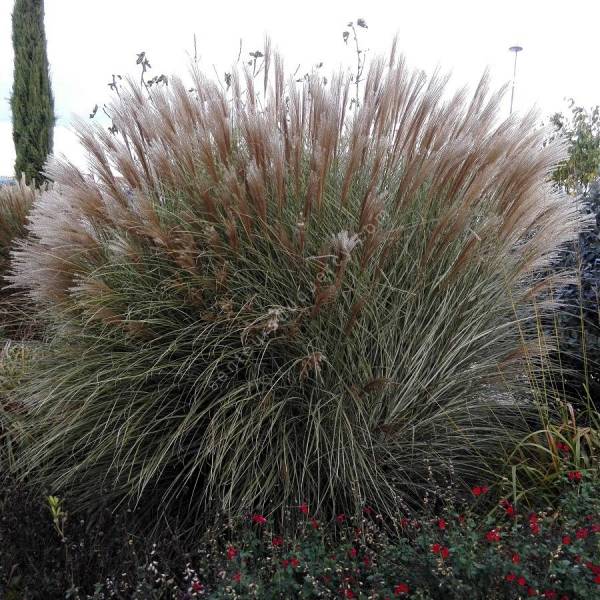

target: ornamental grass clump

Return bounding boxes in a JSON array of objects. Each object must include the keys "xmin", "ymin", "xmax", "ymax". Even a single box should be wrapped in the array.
[
  {"xmin": 0, "ymin": 177, "xmax": 37, "ymax": 338},
  {"xmin": 10, "ymin": 41, "xmax": 584, "ymax": 522}
]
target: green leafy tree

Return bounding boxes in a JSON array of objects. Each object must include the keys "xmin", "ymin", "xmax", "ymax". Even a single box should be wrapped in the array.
[
  {"xmin": 550, "ymin": 99, "xmax": 600, "ymax": 194},
  {"xmin": 10, "ymin": 0, "xmax": 54, "ymax": 185}
]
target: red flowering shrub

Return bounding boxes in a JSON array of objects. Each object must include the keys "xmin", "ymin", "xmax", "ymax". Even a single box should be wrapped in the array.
[{"xmin": 1, "ymin": 472, "xmax": 599, "ymax": 598}]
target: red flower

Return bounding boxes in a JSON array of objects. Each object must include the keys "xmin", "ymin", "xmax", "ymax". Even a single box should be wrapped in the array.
[
  {"xmin": 472, "ymin": 486, "xmax": 488, "ymax": 496},
  {"xmin": 400, "ymin": 517, "xmax": 410, "ymax": 528},
  {"xmin": 587, "ymin": 563, "xmax": 600, "ymax": 576},
  {"xmin": 501, "ymin": 499, "xmax": 516, "ymax": 517},
  {"xmin": 394, "ymin": 582, "xmax": 410, "ymax": 595},
  {"xmin": 431, "ymin": 543, "xmax": 442, "ymax": 554},
  {"xmin": 437, "ymin": 518, "xmax": 447, "ymax": 530},
  {"xmin": 336, "ymin": 513, "xmax": 346, "ymax": 523},
  {"xmin": 344, "ymin": 590, "xmax": 355, "ymax": 599},
  {"xmin": 486, "ymin": 528, "xmax": 501, "ymax": 542},
  {"xmin": 529, "ymin": 514, "xmax": 540, "ymax": 535},
  {"xmin": 191, "ymin": 581, "xmax": 204, "ymax": 592},
  {"xmin": 362, "ymin": 555, "xmax": 371, "ymax": 567},
  {"xmin": 281, "ymin": 559, "xmax": 289, "ymax": 568},
  {"xmin": 290, "ymin": 556, "xmax": 300, "ymax": 568},
  {"xmin": 556, "ymin": 441, "xmax": 570, "ymax": 454},
  {"xmin": 591, "ymin": 523, "xmax": 600, "ymax": 533},
  {"xmin": 505, "ymin": 573, "xmax": 516, "ymax": 583},
  {"xmin": 226, "ymin": 546, "xmax": 238, "ymax": 560},
  {"xmin": 530, "ymin": 523, "xmax": 540, "ymax": 535},
  {"xmin": 440, "ymin": 546, "xmax": 450, "ymax": 559},
  {"xmin": 560, "ymin": 596, "xmax": 570, "ymax": 600},
  {"xmin": 458, "ymin": 514, "xmax": 466, "ymax": 524},
  {"xmin": 543, "ymin": 591, "xmax": 557, "ymax": 599},
  {"xmin": 299, "ymin": 503, "xmax": 309, "ymax": 514},
  {"xmin": 349, "ymin": 547, "xmax": 358, "ymax": 558},
  {"xmin": 528, "ymin": 588, "xmax": 537, "ymax": 597},
  {"xmin": 272, "ymin": 536, "xmax": 284, "ymax": 547},
  {"xmin": 517, "ymin": 576, "xmax": 527, "ymax": 587},
  {"xmin": 512, "ymin": 553, "xmax": 521, "ymax": 564},
  {"xmin": 567, "ymin": 470, "xmax": 582, "ymax": 482},
  {"xmin": 575, "ymin": 527, "xmax": 589, "ymax": 540},
  {"xmin": 310, "ymin": 517, "xmax": 320, "ymax": 530},
  {"xmin": 252, "ymin": 514, "xmax": 267, "ymax": 525},
  {"xmin": 363, "ymin": 506, "xmax": 374, "ymax": 515},
  {"xmin": 232, "ymin": 572, "xmax": 241, "ymax": 583},
  {"xmin": 562, "ymin": 535, "xmax": 571, "ymax": 545},
  {"xmin": 594, "ymin": 575, "xmax": 600, "ymax": 584}
]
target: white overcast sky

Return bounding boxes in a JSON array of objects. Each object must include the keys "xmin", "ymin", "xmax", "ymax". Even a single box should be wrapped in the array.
[{"xmin": 1, "ymin": 0, "xmax": 600, "ymax": 176}]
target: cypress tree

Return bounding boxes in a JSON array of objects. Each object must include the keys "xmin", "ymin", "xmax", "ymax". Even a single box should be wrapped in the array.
[{"xmin": 10, "ymin": 0, "xmax": 54, "ymax": 185}]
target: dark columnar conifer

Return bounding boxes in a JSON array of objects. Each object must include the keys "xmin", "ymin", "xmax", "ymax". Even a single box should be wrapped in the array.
[{"xmin": 11, "ymin": 0, "xmax": 54, "ymax": 185}]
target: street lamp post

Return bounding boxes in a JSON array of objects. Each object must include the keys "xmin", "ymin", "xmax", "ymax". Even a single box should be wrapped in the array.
[{"xmin": 509, "ymin": 45, "xmax": 523, "ymax": 114}]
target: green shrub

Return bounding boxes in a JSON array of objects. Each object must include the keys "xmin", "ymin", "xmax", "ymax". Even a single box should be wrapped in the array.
[
  {"xmin": 543, "ymin": 182, "xmax": 600, "ymax": 410},
  {"xmin": 10, "ymin": 43, "xmax": 583, "ymax": 522},
  {"xmin": 549, "ymin": 102, "xmax": 600, "ymax": 195}
]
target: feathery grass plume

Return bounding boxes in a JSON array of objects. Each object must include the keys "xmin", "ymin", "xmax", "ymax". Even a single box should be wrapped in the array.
[
  {"xmin": 0, "ymin": 179, "xmax": 39, "ymax": 469},
  {"xmin": 10, "ymin": 40, "xmax": 585, "ymax": 525},
  {"xmin": 0, "ymin": 177, "xmax": 39, "ymax": 338}
]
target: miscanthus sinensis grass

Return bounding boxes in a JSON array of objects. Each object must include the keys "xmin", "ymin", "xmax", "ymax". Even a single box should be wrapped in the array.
[
  {"xmin": 9, "ymin": 40, "xmax": 585, "ymax": 525},
  {"xmin": 0, "ymin": 177, "xmax": 38, "ymax": 338}
]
